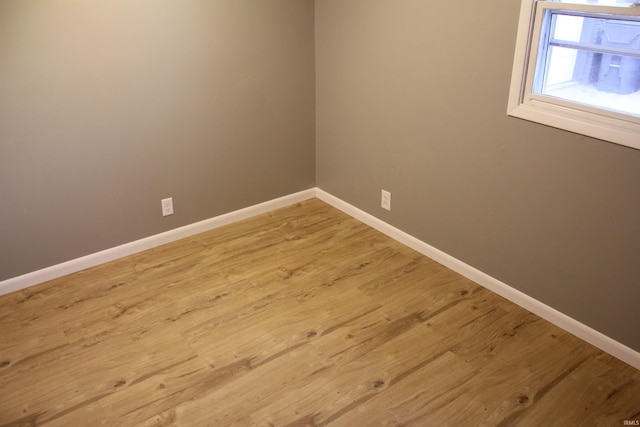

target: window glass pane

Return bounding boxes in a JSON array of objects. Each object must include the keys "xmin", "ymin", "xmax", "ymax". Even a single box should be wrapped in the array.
[
  {"xmin": 534, "ymin": 12, "xmax": 640, "ymax": 117},
  {"xmin": 550, "ymin": 0, "xmax": 636, "ymax": 5},
  {"xmin": 553, "ymin": 15, "xmax": 585, "ymax": 41}
]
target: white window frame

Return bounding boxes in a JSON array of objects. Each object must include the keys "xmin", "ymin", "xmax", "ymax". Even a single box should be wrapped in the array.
[{"xmin": 507, "ymin": 0, "xmax": 640, "ymax": 151}]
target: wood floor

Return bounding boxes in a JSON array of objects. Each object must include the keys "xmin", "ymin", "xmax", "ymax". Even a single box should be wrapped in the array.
[{"xmin": 1, "ymin": 199, "xmax": 638, "ymax": 426}]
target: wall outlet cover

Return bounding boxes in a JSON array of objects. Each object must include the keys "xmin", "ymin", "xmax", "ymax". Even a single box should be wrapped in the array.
[
  {"xmin": 161, "ymin": 197, "xmax": 174, "ymax": 216},
  {"xmin": 381, "ymin": 190, "xmax": 391, "ymax": 211}
]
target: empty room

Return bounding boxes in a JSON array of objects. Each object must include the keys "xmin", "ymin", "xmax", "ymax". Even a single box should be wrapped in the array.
[{"xmin": 1, "ymin": 0, "xmax": 639, "ymax": 425}]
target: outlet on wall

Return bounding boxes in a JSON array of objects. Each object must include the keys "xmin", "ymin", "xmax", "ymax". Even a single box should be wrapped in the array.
[
  {"xmin": 381, "ymin": 190, "xmax": 391, "ymax": 211},
  {"xmin": 161, "ymin": 197, "xmax": 174, "ymax": 216}
]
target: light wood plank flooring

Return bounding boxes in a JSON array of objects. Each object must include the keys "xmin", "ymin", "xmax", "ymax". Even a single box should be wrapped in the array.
[{"xmin": 1, "ymin": 199, "xmax": 638, "ymax": 426}]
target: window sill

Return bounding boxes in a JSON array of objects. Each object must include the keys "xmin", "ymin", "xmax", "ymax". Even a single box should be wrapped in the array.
[{"xmin": 508, "ymin": 99, "xmax": 640, "ymax": 150}]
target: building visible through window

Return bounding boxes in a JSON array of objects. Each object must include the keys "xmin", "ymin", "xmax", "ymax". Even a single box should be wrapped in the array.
[{"xmin": 536, "ymin": 6, "xmax": 640, "ymax": 116}]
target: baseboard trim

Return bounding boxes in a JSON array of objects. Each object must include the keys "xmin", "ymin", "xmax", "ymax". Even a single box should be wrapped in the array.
[
  {"xmin": 2, "ymin": 186, "xmax": 638, "ymax": 369},
  {"xmin": 315, "ymin": 188, "xmax": 640, "ymax": 370},
  {"xmin": 0, "ymin": 188, "xmax": 316, "ymax": 298}
]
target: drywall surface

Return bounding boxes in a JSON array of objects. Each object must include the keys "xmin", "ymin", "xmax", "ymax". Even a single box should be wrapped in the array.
[
  {"xmin": 0, "ymin": 0, "xmax": 315, "ymax": 280},
  {"xmin": 315, "ymin": 1, "xmax": 640, "ymax": 351}
]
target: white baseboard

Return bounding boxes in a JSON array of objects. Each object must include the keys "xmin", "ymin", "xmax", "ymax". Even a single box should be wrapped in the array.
[
  {"xmin": 315, "ymin": 188, "xmax": 640, "ymax": 370},
  {"xmin": 2, "ymin": 186, "xmax": 638, "ymax": 370},
  {"xmin": 0, "ymin": 188, "xmax": 316, "ymax": 298}
]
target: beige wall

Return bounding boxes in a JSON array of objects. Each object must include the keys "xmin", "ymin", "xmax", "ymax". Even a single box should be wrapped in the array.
[
  {"xmin": 2, "ymin": 0, "xmax": 639, "ymax": 353},
  {"xmin": 0, "ymin": 0, "xmax": 315, "ymax": 280},
  {"xmin": 315, "ymin": 1, "xmax": 640, "ymax": 351}
]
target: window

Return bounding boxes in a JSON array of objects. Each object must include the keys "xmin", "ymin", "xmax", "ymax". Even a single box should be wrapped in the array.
[{"xmin": 508, "ymin": 0, "xmax": 640, "ymax": 150}]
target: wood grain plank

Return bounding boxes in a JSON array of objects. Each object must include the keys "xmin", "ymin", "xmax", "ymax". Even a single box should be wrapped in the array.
[{"xmin": 0, "ymin": 199, "xmax": 637, "ymax": 426}]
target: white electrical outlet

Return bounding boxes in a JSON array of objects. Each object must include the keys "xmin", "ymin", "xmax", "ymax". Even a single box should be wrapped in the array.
[
  {"xmin": 161, "ymin": 197, "xmax": 174, "ymax": 216},
  {"xmin": 381, "ymin": 190, "xmax": 391, "ymax": 211}
]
